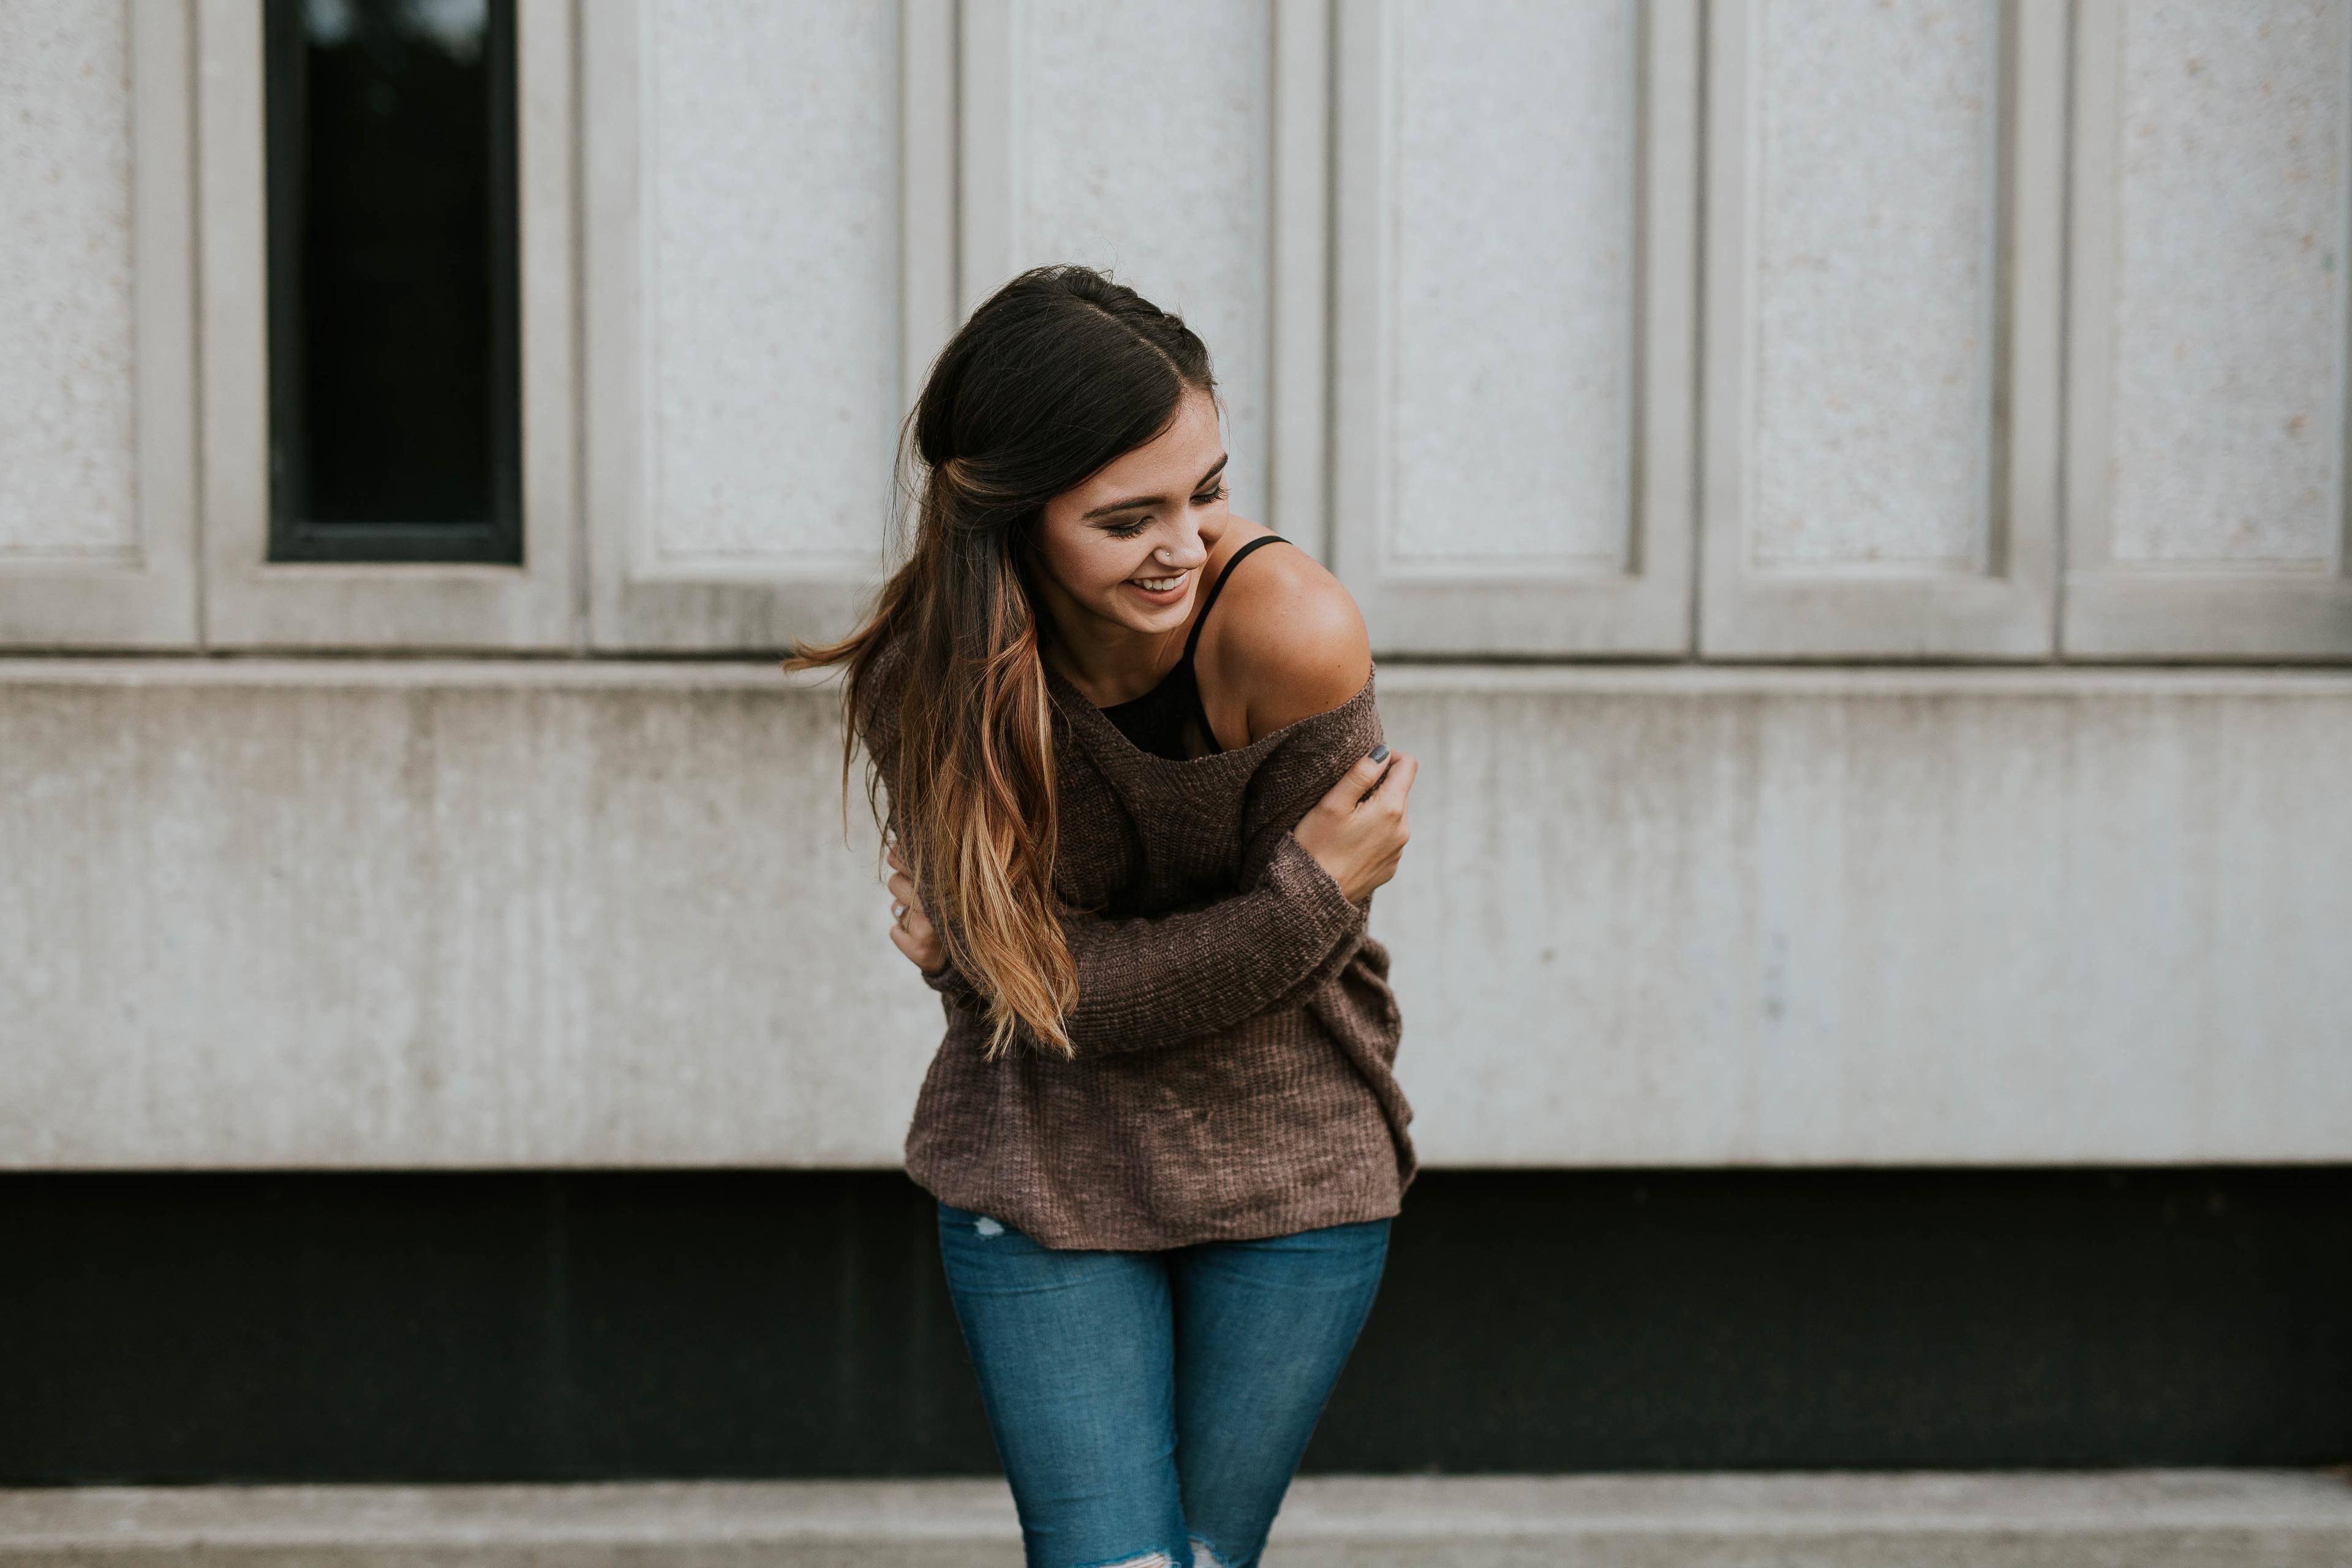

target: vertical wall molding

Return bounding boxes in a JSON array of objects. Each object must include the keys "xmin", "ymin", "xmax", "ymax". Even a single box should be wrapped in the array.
[
  {"xmin": 954, "ymin": 0, "xmax": 1015, "ymax": 323},
  {"xmin": 0, "ymin": 0, "xmax": 200, "ymax": 649},
  {"xmin": 1268, "ymin": 0, "xmax": 1333, "ymax": 562},
  {"xmin": 902, "ymin": 0, "xmax": 959, "ymax": 458},
  {"xmin": 2062, "ymin": 0, "xmax": 2352, "ymax": 660},
  {"xmin": 1331, "ymin": 0, "xmax": 1698, "ymax": 657}
]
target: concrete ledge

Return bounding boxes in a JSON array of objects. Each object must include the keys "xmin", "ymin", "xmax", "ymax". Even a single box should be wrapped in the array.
[
  {"xmin": 2, "ymin": 655, "xmax": 2350, "ymax": 697},
  {"xmin": 6, "ymin": 660, "xmax": 2351, "ymax": 1167},
  {"xmin": 1, "ymin": 1472, "xmax": 2346, "ymax": 1566}
]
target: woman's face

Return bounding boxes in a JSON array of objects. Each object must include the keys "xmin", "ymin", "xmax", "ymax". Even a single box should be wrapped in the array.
[{"xmin": 1030, "ymin": 386, "xmax": 1231, "ymax": 651}]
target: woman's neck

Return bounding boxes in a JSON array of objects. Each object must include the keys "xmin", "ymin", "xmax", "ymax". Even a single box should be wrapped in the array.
[{"xmin": 1036, "ymin": 600, "xmax": 1190, "ymax": 709}]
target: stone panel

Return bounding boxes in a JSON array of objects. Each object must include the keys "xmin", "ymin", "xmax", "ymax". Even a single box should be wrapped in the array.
[
  {"xmin": 0, "ymin": 0, "xmax": 138, "ymax": 561},
  {"xmin": 1750, "ymin": 0, "xmax": 1999, "ymax": 570},
  {"xmin": 642, "ymin": 0, "xmax": 901, "ymax": 565},
  {"xmin": 2109, "ymin": 0, "xmax": 2349, "ymax": 568},
  {"xmin": 1390, "ymin": 0, "xmax": 1636, "ymax": 569}
]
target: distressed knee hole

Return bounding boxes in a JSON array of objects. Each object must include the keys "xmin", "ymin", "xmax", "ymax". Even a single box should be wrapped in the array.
[
  {"xmin": 973, "ymin": 1215, "xmax": 1005, "ymax": 1237},
  {"xmin": 1076, "ymin": 1553, "xmax": 1172, "ymax": 1568},
  {"xmin": 1188, "ymin": 1536, "xmax": 1232, "ymax": 1568}
]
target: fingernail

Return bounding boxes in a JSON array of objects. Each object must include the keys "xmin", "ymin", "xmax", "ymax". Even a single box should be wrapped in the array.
[{"xmin": 1368, "ymin": 742, "xmax": 1389, "ymax": 761}]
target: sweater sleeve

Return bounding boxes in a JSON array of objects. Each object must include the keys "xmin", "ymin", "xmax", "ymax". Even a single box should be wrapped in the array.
[
  {"xmin": 918, "ymin": 687, "xmax": 1386, "ymax": 1060},
  {"xmin": 1041, "ymin": 827, "xmax": 1366, "ymax": 1057},
  {"xmin": 917, "ymin": 829, "xmax": 1368, "ymax": 1057}
]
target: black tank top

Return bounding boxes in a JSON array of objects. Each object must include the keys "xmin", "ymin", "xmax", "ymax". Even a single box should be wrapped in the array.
[{"xmin": 1098, "ymin": 533, "xmax": 1292, "ymax": 761}]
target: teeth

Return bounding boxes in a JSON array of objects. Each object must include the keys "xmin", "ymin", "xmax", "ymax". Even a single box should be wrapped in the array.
[{"xmin": 1133, "ymin": 575, "xmax": 1183, "ymax": 591}]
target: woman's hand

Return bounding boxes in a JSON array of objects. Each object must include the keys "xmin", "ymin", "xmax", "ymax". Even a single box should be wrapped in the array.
[
  {"xmin": 1292, "ymin": 744, "xmax": 1417, "ymax": 903},
  {"xmin": 884, "ymin": 844, "xmax": 948, "ymax": 972}
]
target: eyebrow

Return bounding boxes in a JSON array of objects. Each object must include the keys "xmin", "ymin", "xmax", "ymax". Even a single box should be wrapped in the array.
[{"xmin": 1081, "ymin": 454, "xmax": 1229, "ymax": 520}]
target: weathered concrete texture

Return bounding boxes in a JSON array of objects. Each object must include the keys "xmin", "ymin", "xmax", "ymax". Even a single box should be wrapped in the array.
[
  {"xmin": 1392, "ymin": 0, "xmax": 1636, "ymax": 567},
  {"xmin": 0, "ymin": 0, "xmax": 138, "ymax": 560},
  {"xmin": 2111, "ymin": 1, "xmax": 2350, "ymax": 567},
  {"xmin": 643, "ymin": 0, "xmax": 902, "ymax": 564},
  {"xmin": 2, "ymin": 662, "xmax": 2349, "ymax": 1169},
  {"xmin": 0, "ymin": 662, "xmax": 935, "ymax": 1168},
  {"xmin": 1374, "ymin": 663, "xmax": 2352, "ymax": 1166},
  {"xmin": 1753, "ymin": 0, "xmax": 1998, "ymax": 570},
  {"xmin": 0, "ymin": 1471, "xmax": 2346, "ymax": 1567}
]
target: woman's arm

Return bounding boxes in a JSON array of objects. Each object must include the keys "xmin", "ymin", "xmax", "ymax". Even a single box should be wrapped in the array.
[
  {"xmin": 906, "ymin": 688, "xmax": 1396, "ymax": 1058},
  {"xmin": 917, "ymin": 818, "xmax": 1370, "ymax": 1057}
]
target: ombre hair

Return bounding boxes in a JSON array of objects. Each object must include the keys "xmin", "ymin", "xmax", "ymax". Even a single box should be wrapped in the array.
[{"xmin": 783, "ymin": 265, "xmax": 1219, "ymax": 1061}]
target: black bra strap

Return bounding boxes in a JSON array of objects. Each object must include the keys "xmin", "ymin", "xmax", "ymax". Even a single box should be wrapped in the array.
[
  {"xmin": 1180, "ymin": 533, "xmax": 1290, "ymax": 666},
  {"xmin": 1178, "ymin": 533, "xmax": 1290, "ymax": 754}
]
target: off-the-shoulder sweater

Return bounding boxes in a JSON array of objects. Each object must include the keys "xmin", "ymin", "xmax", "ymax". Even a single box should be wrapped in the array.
[{"xmin": 861, "ymin": 648, "xmax": 1417, "ymax": 1250}]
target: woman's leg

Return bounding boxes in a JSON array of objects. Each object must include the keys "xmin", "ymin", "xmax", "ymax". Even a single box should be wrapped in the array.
[
  {"xmin": 1164, "ymin": 1217, "xmax": 1392, "ymax": 1568},
  {"xmin": 935, "ymin": 1201, "xmax": 1193, "ymax": 1568}
]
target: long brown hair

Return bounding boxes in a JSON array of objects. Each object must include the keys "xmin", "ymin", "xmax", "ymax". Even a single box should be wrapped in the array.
[{"xmin": 783, "ymin": 265, "xmax": 1219, "ymax": 1061}]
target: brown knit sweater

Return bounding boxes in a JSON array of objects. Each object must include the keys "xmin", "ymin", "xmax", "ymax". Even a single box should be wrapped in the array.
[{"xmin": 862, "ymin": 649, "xmax": 1417, "ymax": 1250}]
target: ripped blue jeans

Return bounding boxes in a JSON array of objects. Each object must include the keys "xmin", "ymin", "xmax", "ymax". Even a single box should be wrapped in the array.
[{"xmin": 935, "ymin": 1202, "xmax": 1392, "ymax": 1568}]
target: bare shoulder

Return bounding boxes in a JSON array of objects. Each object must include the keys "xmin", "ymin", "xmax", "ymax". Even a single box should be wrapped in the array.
[{"xmin": 1197, "ymin": 526, "xmax": 1372, "ymax": 744}]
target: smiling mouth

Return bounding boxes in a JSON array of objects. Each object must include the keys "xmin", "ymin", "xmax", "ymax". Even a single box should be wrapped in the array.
[{"xmin": 1129, "ymin": 571, "xmax": 1188, "ymax": 592}]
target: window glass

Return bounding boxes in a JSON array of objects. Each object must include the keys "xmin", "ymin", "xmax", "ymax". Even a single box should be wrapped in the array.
[{"xmin": 265, "ymin": 0, "xmax": 519, "ymax": 563}]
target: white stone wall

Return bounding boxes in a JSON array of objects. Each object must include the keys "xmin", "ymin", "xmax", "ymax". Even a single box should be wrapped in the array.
[
  {"xmin": 1, "ymin": 664, "xmax": 2346, "ymax": 1169},
  {"xmin": 1, "ymin": 2, "xmax": 2349, "ymax": 1170},
  {"xmin": 4, "ymin": 0, "xmax": 2346, "ymax": 654},
  {"xmin": 1388, "ymin": 0, "xmax": 1637, "ymax": 571},
  {"xmin": 639, "ymin": 0, "xmax": 903, "ymax": 568},
  {"xmin": 0, "ymin": 0, "xmax": 138, "ymax": 562},
  {"xmin": 1748, "ymin": 0, "xmax": 1999, "ymax": 573},
  {"xmin": 2107, "ymin": 1, "xmax": 2348, "ymax": 568}
]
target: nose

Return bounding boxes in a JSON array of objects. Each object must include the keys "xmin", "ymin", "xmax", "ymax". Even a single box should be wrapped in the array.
[{"xmin": 1152, "ymin": 540, "xmax": 1207, "ymax": 573}]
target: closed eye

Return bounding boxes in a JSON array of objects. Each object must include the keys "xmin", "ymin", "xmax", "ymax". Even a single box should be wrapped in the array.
[{"xmin": 1105, "ymin": 481, "xmax": 1226, "ymax": 538}]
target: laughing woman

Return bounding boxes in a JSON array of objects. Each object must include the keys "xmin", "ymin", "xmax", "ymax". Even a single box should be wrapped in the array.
[{"xmin": 784, "ymin": 265, "xmax": 1419, "ymax": 1568}]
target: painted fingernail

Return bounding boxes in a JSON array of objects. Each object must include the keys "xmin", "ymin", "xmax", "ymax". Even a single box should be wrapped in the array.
[{"xmin": 1368, "ymin": 742, "xmax": 1389, "ymax": 761}]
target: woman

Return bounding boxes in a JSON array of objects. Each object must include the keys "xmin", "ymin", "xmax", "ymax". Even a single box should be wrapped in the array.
[{"xmin": 785, "ymin": 265, "xmax": 1419, "ymax": 1568}]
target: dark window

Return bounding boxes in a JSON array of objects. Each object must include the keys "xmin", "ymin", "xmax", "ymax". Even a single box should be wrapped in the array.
[{"xmin": 265, "ymin": 0, "xmax": 521, "ymax": 564}]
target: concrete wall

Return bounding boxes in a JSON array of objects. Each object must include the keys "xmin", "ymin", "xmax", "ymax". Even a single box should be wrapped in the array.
[
  {"xmin": 8, "ymin": 0, "xmax": 2352, "ymax": 657},
  {"xmin": 0, "ymin": 0, "xmax": 137, "ymax": 564},
  {"xmin": 2, "ymin": 2, "xmax": 2349, "ymax": 1174},
  {"xmin": 5, "ymin": 662, "xmax": 2345, "ymax": 1170},
  {"xmin": 638, "ymin": 0, "xmax": 904, "ymax": 567}
]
